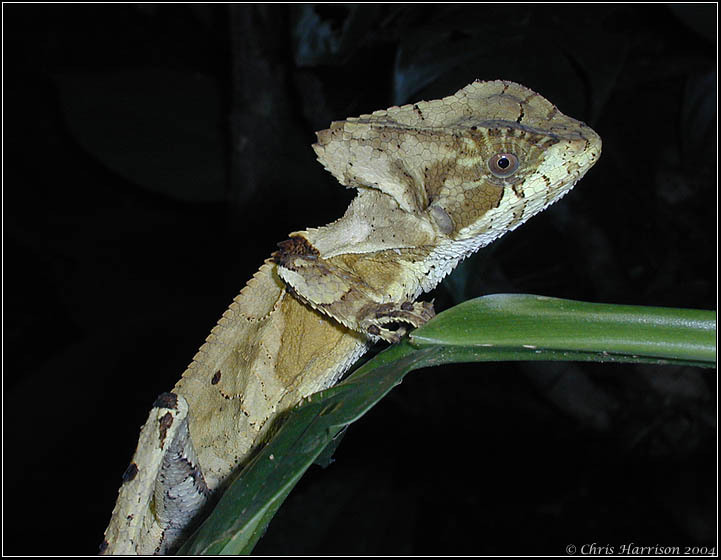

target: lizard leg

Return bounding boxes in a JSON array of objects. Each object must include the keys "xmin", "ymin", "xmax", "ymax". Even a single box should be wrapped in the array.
[{"xmin": 273, "ymin": 237, "xmax": 435, "ymax": 342}]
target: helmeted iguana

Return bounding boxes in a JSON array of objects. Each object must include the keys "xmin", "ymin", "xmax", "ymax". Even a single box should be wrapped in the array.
[{"xmin": 100, "ymin": 80, "xmax": 601, "ymax": 554}]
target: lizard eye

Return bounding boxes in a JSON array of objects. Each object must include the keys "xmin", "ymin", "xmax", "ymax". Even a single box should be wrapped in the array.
[{"xmin": 488, "ymin": 153, "xmax": 519, "ymax": 178}]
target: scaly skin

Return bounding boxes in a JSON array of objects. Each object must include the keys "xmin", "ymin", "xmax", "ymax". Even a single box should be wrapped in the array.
[{"xmin": 101, "ymin": 80, "xmax": 601, "ymax": 554}]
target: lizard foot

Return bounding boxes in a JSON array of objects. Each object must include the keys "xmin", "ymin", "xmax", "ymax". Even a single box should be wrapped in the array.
[{"xmin": 362, "ymin": 300, "xmax": 435, "ymax": 343}]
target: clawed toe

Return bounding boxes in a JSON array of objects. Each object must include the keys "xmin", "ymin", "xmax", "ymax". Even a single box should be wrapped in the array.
[{"xmin": 363, "ymin": 300, "xmax": 435, "ymax": 342}]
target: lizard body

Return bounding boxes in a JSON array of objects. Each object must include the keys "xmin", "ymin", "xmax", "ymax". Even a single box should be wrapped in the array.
[{"xmin": 101, "ymin": 80, "xmax": 601, "ymax": 554}]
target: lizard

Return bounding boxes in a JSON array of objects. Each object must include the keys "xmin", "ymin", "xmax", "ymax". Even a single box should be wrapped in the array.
[{"xmin": 100, "ymin": 79, "xmax": 601, "ymax": 554}]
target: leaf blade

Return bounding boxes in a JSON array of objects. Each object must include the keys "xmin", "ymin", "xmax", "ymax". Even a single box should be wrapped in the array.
[
  {"xmin": 178, "ymin": 295, "xmax": 716, "ymax": 554},
  {"xmin": 411, "ymin": 294, "xmax": 716, "ymax": 366}
]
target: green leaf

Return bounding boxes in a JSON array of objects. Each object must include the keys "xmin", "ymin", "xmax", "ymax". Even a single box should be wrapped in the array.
[
  {"xmin": 410, "ymin": 294, "xmax": 717, "ymax": 367},
  {"xmin": 177, "ymin": 295, "xmax": 716, "ymax": 554},
  {"xmin": 312, "ymin": 427, "xmax": 348, "ymax": 469}
]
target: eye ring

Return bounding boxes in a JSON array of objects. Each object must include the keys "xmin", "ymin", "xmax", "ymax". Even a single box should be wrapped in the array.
[{"xmin": 488, "ymin": 153, "xmax": 520, "ymax": 178}]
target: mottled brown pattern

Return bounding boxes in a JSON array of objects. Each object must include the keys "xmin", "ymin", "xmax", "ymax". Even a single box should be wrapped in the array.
[
  {"xmin": 103, "ymin": 80, "xmax": 601, "ymax": 555},
  {"xmin": 153, "ymin": 392, "xmax": 178, "ymax": 410},
  {"xmin": 447, "ymin": 182, "xmax": 505, "ymax": 232},
  {"xmin": 158, "ymin": 412, "xmax": 174, "ymax": 446},
  {"xmin": 273, "ymin": 236, "xmax": 319, "ymax": 263}
]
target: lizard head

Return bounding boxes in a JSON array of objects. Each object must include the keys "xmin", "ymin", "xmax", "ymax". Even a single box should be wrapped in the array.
[
  {"xmin": 313, "ymin": 80, "xmax": 601, "ymax": 247},
  {"xmin": 425, "ymin": 111, "xmax": 601, "ymax": 244}
]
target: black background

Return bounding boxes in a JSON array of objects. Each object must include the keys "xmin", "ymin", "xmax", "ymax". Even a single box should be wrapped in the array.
[{"xmin": 4, "ymin": 4, "xmax": 717, "ymax": 555}]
